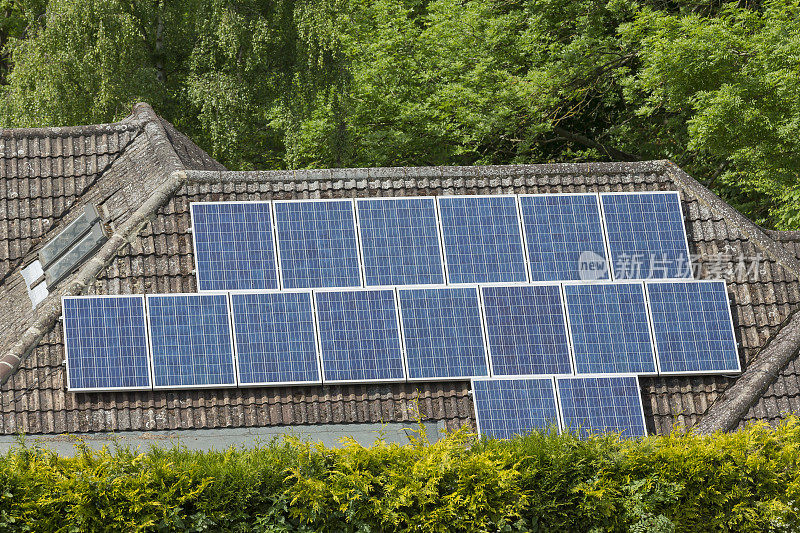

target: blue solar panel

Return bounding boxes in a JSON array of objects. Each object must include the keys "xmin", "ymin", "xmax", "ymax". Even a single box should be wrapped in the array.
[
  {"xmin": 481, "ymin": 285, "xmax": 572, "ymax": 375},
  {"xmin": 438, "ymin": 196, "xmax": 528, "ymax": 284},
  {"xmin": 63, "ymin": 296, "xmax": 151, "ymax": 391},
  {"xmin": 646, "ymin": 280, "xmax": 740, "ymax": 374},
  {"xmin": 398, "ymin": 286, "xmax": 489, "ymax": 380},
  {"xmin": 601, "ymin": 192, "xmax": 691, "ymax": 280},
  {"xmin": 230, "ymin": 291, "xmax": 321, "ymax": 385},
  {"xmin": 314, "ymin": 289, "xmax": 405, "ymax": 382},
  {"xmin": 472, "ymin": 378, "xmax": 560, "ymax": 439},
  {"xmin": 556, "ymin": 376, "xmax": 646, "ymax": 438},
  {"xmin": 274, "ymin": 200, "xmax": 362, "ymax": 289},
  {"xmin": 191, "ymin": 202, "xmax": 279, "ymax": 291},
  {"xmin": 147, "ymin": 294, "xmax": 237, "ymax": 388},
  {"xmin": 564, "ymin": 283, "xmax": 657, "ymax": 374},
  {"xmin": 519, "ymin": 194, "xmax": 610, "ymax": 281},
  {"xmin": 356, "ymin": 197, "xmax": 445, "ymax": 286}
]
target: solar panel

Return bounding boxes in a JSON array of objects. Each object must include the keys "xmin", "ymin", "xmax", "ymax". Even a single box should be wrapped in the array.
[
  {"xmin": 274, "ymin": 199, "xmax": 362, "ymax": 289},
  {"xmin": 600, "ymin": 192, "xmax": 691, "ymax": 280},
  {"xmin": 356, "ymin": 197, "xmax": 445, "ymax": 286},
  {"xmin": 190, "ymin": 202, "xmax": 279, "ymax": 291},
  {"xmin": 556, "ymin": 375, "xmax": 647, "ymax": 438},
  {"xmin": 147, "ymin": 293, "xmax": 237, "ymax": 388},
  {"xmin": 646, "ymin": 280, "xmax": 740, "ymax": 374},
  {"xmin": 480, "ymin": 284, "xmax": 572, "ymax": 375},
  {"xmin": 438, "ymin": 196, "xmax": 528, "ymax": 284},
  {"xmin": 230, "ymin": 291, "xmax": 321, "ymax": 386},
  {"xmin": 472, "ymin": 377, "xmax": 560, "ymax": 439},
  {"xmin": 519, "ymin": 194, "xmax": 610, "ymax": 281},
  {"xmin": 314, "ymin": 289, "xmax": 405, "ymax": 382},
  {"xmin": 62, "ymin": 296, "xmax": 151, "ymax": 391},
  {"xmin": 397, "ymin": 286, "xmax": 489, "ymax": 380},
  {"xmin": 564, "ymin": 282, "xmax": 657, "ymax": 374}
]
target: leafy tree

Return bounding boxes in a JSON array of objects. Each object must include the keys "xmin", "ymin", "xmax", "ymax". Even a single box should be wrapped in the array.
[{"xmin": 2, "ymin": 0, "xmax": 799, "ymax": 227}]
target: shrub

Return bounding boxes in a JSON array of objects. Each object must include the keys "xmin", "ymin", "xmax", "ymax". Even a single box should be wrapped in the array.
[{"xmin": 0, "ymin": 418, "xmax": 798, "ymax": 532}]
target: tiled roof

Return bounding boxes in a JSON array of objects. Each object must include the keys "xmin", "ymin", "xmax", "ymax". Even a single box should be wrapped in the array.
[{"xmin": 1, "ymin": 110, "xmax": 799, "ymax": 437}]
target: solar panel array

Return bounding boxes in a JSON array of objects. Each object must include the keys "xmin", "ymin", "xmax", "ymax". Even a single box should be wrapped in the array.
[
  {"xmin": 190, "ymin": 192, "xmax": 692, "ymax": 289},
  {"xmin": 472, "ymin": 375, "xmax": 647, "ymax": 440},
  {"xmin": 64, "ymin": 191, "xmax": 736, "ymax": 440}
]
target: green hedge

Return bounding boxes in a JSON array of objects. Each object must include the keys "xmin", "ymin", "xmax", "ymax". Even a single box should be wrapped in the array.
[{"xmin": 1, "ymin": 418, "xmax": 799, "ymax": 532}]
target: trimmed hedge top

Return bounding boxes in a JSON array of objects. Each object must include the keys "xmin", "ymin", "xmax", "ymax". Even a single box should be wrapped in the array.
[{"xmin": 1, "ymin": 419, "xmax": 799, "ymax": 532}]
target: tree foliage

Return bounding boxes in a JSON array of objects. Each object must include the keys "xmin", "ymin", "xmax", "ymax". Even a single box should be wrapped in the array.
[{"xmin": 1, "ymin": 0, "xmax": 799, "ymax": 227}]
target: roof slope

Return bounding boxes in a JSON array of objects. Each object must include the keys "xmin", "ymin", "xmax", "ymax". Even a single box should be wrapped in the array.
[
  {"xmin": 0, "ymin": 103, "xmax": 224, "ymax": 391},
  {"xmin": 3, "ymin": 152, "xmax": 800, "ymax": 435}
]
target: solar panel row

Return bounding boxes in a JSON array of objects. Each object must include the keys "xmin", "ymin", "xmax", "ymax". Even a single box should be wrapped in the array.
[
  {"xmin": 191, "ymin": 192, "xmax": 692, "ymax": 291},
  {"xmin": 63, "ymin": 279, "xmax": 739, "ymax": 391},
  {"xmin": 472, "ymin": 375, "xmax": 647, "ymax": 440}
]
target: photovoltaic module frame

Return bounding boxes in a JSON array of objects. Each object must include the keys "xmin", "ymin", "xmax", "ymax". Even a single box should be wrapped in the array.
[
  {"xmin": 472, "ymin": 377, "xmax": 560, "ymax": 439},
  {"xmin": 563, "ymin": 282, "xmax": 657, "ymax": 375},
  {"xmin": 355, "ymin": 197, "xmax": 446, "ymax": 286},
  {"xmin": 147, "ymin": 293, "xmax": 237, "ymax": 389},
  {"xmin": 63, "ymin": 295, "xmax": 152, "ymax": 391},
  {"xmin": 518, "ymin": 194, "xmax": 610, "ymax": 282},
  {"xmin": 274, "ymin": 199, "xmax": 363, "ymax": 289},
  {"xmin": 600, "ymin": 191, "xmax": 692, "ymax": 280},
  {"xmin": 230, "ymin": 290, "xmax": 322, "ymax": 386},
  {"xmin": 314, "ymin": 288, "xmax": 406, "ymax": 382},
  {"xmin": 556, "ymin": 375, "xmax": 647, "ymax": 439},
  {"xmin": 646, "ymin": 280, "xmax": 740, "ymax": 374},
  {"xmin": 190, "ymin": 202, "xmax": 280, "ymax": 291},
  {"xmin": 398, "ymin": 286, "xmax": 489, "ymax": 380},
  {"xmin": 480, "ymin": 284, "xmax": 572, "ymax": 376},
  {"xmin": 437, "ymin": 196, "xmax": 528, "ymax": 284}
]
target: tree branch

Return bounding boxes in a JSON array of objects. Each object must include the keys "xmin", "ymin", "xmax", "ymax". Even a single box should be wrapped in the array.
[{"xmin": 551, "ymin": 126, "xmax": 640, "ymax": 161}]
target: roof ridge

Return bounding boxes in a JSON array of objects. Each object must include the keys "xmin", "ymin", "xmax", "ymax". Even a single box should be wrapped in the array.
[
  {"xmin": 0, "ymin": 121, "xmax": 140, "ymax": 141},
  {"xmin": 183, "ymin": 160, "xmax": 673, "ymax": 183},
  {"xmin": 130, "ymin": 103, "xmax": 185, "ymax": 175}
]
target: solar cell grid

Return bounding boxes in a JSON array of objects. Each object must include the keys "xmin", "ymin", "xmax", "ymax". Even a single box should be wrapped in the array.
[
  {"xmin": 398, "ymin": 286, "xmax": 489, "ymax": 380},
  {"xmin": 147, "ymin": 293, "xmax": 237, "ymax": 388},
  {"xmin": 63, "ymin": 295, "xmax": 152, "ymax": 391},
  {"xmin": 314, "ymin": 289, "xmax": 405, "ymax": 382},
  {"xmin": 564, "ymin": 282, "xmax": 657, "ymax": 375},
  {"xmin": 481, "ymin": 284, "xmax": 572, "ymax": 375},
  {"xmin": 356, "ymin": 197, "xmax": 445, "ymax": 286},
  {"xmin": 519, "ymin": 194, "xmax": 610, "ymax": 282},
  {"xmin": 472, "ymin": 377, "xmax": 560, "ymax": 439},
  {"xmin": 191, "ymin": 202, "xmax": 279, "ymax": 291},
  {"xmin": 556, "ymin": 375, "xmax": 647, "ymax": 438},
  {"xmin": 438, "ymin": 196, "xmax": 528, "ymax": 284},
  {"xmin": 600, "ymin": 192, "xmax": 691, "ymax": 280},
  {"xmin": 646, "ymin": 280, "xmax": 740, "ymax": 374},
  {"xmin": 230, "ymin": 291, "xmax": 321, "ymax": 385},
  {"xmin": 274, "ymin": 199, "xmax": 362, "ymax": 289}
]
